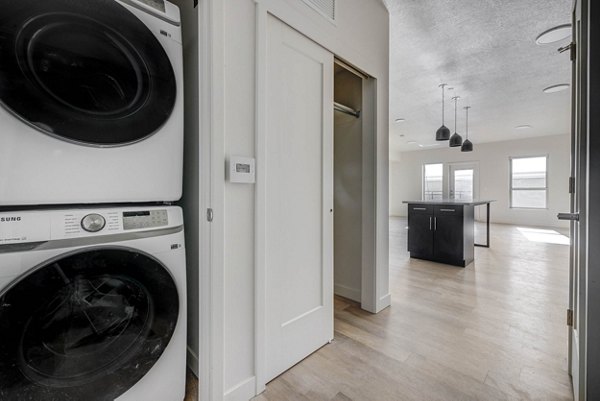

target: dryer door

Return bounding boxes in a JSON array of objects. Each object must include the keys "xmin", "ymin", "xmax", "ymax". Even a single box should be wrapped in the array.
[
  {"xmin": 0, "ymin": 248, "xmax": 179, "ymax": 401},
  {"xmin": 0, "ymin": 0, "xmax": 176, "ymax": 146}
]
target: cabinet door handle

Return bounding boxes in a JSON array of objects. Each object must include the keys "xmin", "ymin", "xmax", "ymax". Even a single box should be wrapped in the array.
[
  {"xmin": 429, "ymin": 216, "xmax": 432, "ymax": 230},
  {"xmin": 414, "ymin": 207, "xmax": 427, "ymax": 211},
  {"xmin": 440, "ymin": 208, "xmax": 455, "ymax": 212},
  {"xmin": 434, "ymin": 217, "xmax": 437, "ymax": 231}
]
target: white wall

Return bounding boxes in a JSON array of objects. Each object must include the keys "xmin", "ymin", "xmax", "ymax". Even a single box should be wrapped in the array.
[
  {"xmin": 221, "ymin": 0, "xmax": 389, "ymax": 399},
  {"xmin": 390, "ymin": 134, "xmax": 571, "ymax": 228}
]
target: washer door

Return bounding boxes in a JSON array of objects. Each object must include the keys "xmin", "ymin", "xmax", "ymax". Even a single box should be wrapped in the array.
[
  {"xmin": 0, "ymin": 248, "xmax": 179, "ymax": 401},
  {"xmin": 0, "ymin": 0, "xmax": 176, "ymax": 146}
]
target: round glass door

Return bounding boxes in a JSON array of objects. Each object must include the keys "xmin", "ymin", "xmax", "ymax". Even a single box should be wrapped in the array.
[
  {"xmin": 0, "ymin": 0, "xmax": 177, "ymax": 146},
  {"xmin": 0, "ymin": 248, "xmax": 179, "ymax": 400}
]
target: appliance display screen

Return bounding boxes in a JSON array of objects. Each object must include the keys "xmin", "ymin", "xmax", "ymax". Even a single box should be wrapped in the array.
[
  {"xmin": 123, "ymin": 210, "xmax": 168, "ymax": 230},
  {"xmin": 123, "ymin": 211, "xmax": 151, "ymax": 217}
]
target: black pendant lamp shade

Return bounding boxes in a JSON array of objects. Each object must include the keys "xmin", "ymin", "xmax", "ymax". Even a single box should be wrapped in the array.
[
  {"xmin": 436, "ymin": 125, "xmax": 451, "ymax": 141},
  {"xmin": 461, "ymin": 106, "xmax": 473, "ymax": 152},
  {"xmin": 449, "ymin": 96, "xmax": 463, "ymax": 147},
  {"xmin": 449, "ymin": 134, "xmax": 463, "ymax": 147},
  {"xmin": 461, "ymin": 138, "xmax": 473, "ymax": 152},
  {"xmin": 436, "ymin": 84, "xmax": 451, "ymax": 140}
]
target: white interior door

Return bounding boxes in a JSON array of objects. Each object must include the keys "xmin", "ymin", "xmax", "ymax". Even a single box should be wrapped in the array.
[
  {"xmin": 448, "ymin": 162, "xmax": 478, "ymax": 201},
  {"xmin": 264, "ymin": 15, "xmax": 334, "ymax": 382}
]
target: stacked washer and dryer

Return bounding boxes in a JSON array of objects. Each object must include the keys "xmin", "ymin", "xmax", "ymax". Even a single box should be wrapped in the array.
[{"xmin": 0, "ymin": 0, "xmax": 187, "ymax": 400}]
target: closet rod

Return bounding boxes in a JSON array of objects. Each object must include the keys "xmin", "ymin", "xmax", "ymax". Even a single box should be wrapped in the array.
[{"xmin": 334, "ymin": 102, "xmax": 361, "ymax": 118}]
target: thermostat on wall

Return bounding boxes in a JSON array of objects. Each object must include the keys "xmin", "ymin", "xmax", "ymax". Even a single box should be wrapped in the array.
[{"xmin": 227, "ymin": 156, "xmax": 256, "ymax": 184}]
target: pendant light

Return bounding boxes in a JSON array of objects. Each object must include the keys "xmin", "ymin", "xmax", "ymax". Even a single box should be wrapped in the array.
[
  {"xmin": 435, "ymin": 84, "xmax": 451, "ymax": 141},
  {"xmin": 461, "ymin": 106, "xmax": 473, "ymax": 152},
  {"xmin": 449, "ymin": 96, "xmax": 463, "ymax": 147}
]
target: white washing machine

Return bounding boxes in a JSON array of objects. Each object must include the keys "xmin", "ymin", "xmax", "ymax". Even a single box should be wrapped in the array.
[
  {"xmin": 0, "ymin": 205, "xmax": 187, "ymax": 401},
  {"xmin": 0, "ymin": 0, "xmax": 184, "ymax": 206}
]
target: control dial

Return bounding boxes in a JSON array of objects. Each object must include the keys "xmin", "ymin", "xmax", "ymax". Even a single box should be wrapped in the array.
[{"xmin": 81, "ymin": 213, "xmax": 106, "ymax": 233}]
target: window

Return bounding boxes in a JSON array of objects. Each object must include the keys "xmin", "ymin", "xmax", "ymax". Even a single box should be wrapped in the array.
[
  {"xmin": 510, "ymin": 156, "xmax": 548, "ymax": 208},
  {"xmin": 423, "ymin": 163, "xmax": 443, "ymax": 200}
]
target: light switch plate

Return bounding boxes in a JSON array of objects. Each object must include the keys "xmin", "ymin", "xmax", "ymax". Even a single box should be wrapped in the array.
[{"xmin": 227, "ymin": 156, "xmax": 256, "ymax": 184}]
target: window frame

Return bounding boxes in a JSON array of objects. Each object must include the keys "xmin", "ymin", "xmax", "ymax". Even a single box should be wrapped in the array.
[{"xmin": 509, "ymin": 155, "xmax": 549, "ymax": 209}]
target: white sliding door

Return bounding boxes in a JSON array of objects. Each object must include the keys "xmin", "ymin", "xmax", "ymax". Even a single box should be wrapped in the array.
[{"xmin": 264, "ymin": 16, "xmax": 334, "ymax": 382}]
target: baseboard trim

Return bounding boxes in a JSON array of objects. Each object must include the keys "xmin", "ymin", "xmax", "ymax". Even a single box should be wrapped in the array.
[
  {"xmin": 334, "ymin": 283, "xmax": 361, "ymax": 303},
  {"xmin": 224, "ymin": 376, "xmax": 256, "ymax": 401},
  {"xmin": 187, "ymin": 346, "xmax": 199, "ymax": 377},
  {"xmin": 376, "ymin": 293, "xmax": 391, "ymax": 312}
]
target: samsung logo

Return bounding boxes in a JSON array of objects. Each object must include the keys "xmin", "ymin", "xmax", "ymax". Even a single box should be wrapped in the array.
[{"xmin": 0, "ymin": 217, "xmax": 21, "ymax": 222}]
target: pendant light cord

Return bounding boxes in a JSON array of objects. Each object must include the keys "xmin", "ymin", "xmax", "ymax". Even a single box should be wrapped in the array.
[
  {"xmin": 465, "ymin": 106, "xmax": 470, "ymax": 139},
  {"xmin": 442, "ymin": 85, "xmax": 445, "ymax": 123},
  {"xmin": 439, "ymin": 83, "xmax": 447, "ymax": 124},
  {"xmin": 453, "ymin": 96, "xmax": 458, "ymax": 133}
]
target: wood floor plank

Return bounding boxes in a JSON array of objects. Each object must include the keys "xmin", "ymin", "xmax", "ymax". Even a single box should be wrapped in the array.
[
  {"xmin": 185, "ymin": 369, "xmax": 198, "ymax": 401},
  {"xmin": 253, "ymin": 218, "xmax": 573, "ymax": 401}
]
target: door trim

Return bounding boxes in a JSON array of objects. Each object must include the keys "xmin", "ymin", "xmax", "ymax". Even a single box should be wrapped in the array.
[
  {"xmin": 254, "ymin": 2, "xmax": 268, "ymax": 395},
  {"xmin": 197, "ymin": 1, "xmax": 226, "ymax": 400}
]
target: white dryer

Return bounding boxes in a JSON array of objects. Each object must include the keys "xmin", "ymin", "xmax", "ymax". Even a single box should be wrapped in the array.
[
  {"xmin": 0, "ymin": 0, "xmax": 184, "ymax": 206},
  {"xmin": 0, "ymin": 206, "xmax": 186, "ymax": 401}
]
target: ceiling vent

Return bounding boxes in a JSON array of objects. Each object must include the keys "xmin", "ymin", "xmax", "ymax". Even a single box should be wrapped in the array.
[{"xmin": 302, "ymin": 0, "xmax": 336, "ymax": 21}]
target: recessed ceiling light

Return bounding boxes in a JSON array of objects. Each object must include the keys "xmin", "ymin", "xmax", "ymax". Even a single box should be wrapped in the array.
[
  {"xmin": 395, "ymin": 118, "xmax": 406, "ymax": 123},
  {"xmin": 543, "ymin": 83, "xmax": 570, "ymax": 93},
  {"xmin": 536, "ymin": 24, "xmax": 571, "ymax": 45},
  {"xmin": 515, "ymin": 125, "xmax": 532, "ymax": 130}
]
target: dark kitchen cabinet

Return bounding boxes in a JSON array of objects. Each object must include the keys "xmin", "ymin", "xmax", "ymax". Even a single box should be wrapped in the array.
[
  {"xmin": 407, "ymin": 203, "xmax": 474, "ymax": 267},
  {"xmin": 407, "ymin": 210, "xmax": 434, "ymax": 256}
]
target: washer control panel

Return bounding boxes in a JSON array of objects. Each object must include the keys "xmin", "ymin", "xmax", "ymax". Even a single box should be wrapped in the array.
[{"xmin": 123, "ymin": 210, "xmax": 169, "ymax": 230}]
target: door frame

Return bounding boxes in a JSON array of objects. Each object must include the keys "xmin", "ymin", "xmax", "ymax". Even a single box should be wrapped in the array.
[
  {"xmin": 569, "ymin": 0, "xmax": 587, "ymax": 398},
  {"xmin": 570, "ymin": 0, "xmax": 600, "ymax": 398},
  {"xmin": 253, "ymin": 4, "xmax": 383, "ymax": 395},
  {"xmin": 585, "ymin": 0, "xmax": 600, "ymax": 398}
]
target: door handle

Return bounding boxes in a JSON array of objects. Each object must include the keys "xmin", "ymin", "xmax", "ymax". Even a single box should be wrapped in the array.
[
  {"xmin": 434, "ymin": 217, "xmax": 437, "ymax": 231},
  {"xmin": 429, "ymin": 216, "xmax": 432, "ymax": 230},
  {"xmin": 557, "ymin": 212, "xmax": 580, "ymax": 221}
]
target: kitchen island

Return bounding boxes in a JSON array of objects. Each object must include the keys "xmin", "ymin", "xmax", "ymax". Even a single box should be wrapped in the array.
[{"xmin": 402, "ymin": 200, "xmax": 494, "ymax": 267}]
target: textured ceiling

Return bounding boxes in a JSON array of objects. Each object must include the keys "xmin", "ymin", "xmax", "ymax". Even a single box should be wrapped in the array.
[{"xmin": 387, "ymin": 0, "xmax": 572, "ymax": 156}]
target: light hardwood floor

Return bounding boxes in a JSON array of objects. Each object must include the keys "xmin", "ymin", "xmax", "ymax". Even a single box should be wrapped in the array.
[
  {"xmin": 185, "ymin": 369, "xmax": 199, "ymax": 401},
  {"xmin": 252, "ymin": 217, "xmax": 573, "ymax": 401}
]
